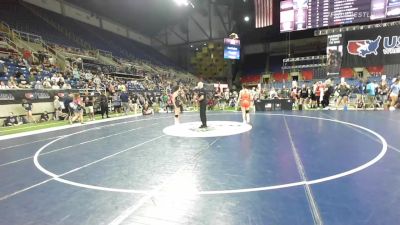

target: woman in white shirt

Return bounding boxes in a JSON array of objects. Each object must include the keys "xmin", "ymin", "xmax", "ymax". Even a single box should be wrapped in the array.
[{"xmin": 389, "ymin": 77, "xmax": 400, "ymax": 111}]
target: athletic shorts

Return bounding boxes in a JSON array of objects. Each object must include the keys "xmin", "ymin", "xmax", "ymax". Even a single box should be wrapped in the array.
[{"xmin": 85, "ymin": 106, "xmax": 94, "ymax": 113}]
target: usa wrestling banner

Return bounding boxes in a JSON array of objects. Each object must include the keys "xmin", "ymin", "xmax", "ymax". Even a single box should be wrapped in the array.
[{"xmin": 342, "ymin": 25, "xmax": 400, "ymax": 67}]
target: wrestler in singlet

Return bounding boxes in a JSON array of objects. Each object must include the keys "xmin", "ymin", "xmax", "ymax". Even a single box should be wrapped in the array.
[
  {"xmin": 240, "ymin": 89, "xmax": 251, "ymax": 109},
  {"xmin": 239, "ymin": 87, "xmax": 252, "ymax": 124}
]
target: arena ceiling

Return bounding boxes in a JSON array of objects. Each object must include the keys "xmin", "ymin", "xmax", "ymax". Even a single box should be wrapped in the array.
[
  {"xmin": 64, "ymin": 0, "xmax": 233, "ymax": 37},
  {"xmin": 62, "ymin": 0, "xmax": 319, "ymax": 51}
]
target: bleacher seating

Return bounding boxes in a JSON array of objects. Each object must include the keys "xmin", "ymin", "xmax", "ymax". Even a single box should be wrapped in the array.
[
  {"xmin": 0, "ymin": 2, "xmax": 178, "ymax": 69},
  {"xmin": 0, "ymin": 3, "xmax": 77, "ymax": 46},
  {"xmin": 32, "ymin": 5, "xmax": 176, "ymax": 67}
]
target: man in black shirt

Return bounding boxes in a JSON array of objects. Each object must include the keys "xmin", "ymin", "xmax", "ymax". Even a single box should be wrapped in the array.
[
  {"xmin": 197, "ymin": 82, "xmax": 207, "ymax": 128},
  {"xmin": 99, "ymin": 92, "xmax": 110, "ymax": 119},
  {"xmin": 22, "ymin": 99, "xmax": 35, "ymax": 123},
  {"xmin": 63, "ymin": 94, "xmax": 73, "ymax": 117}
]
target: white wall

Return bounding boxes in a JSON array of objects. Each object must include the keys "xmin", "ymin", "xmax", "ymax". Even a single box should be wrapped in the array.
[
  {"xmin": 0, "ymin": 102, "xmax": 54, "ymax": 118},
  {"xmin": 0, "ymin": 102, "xmax": 54, "ymax": 124},
  {"xmin": 63, "ymin": 4, "xmax": 100, "ymax": 27},
  {"xmin": 128, "ymin": 30, "xmax": 149, "ymax": 45},
  {"xmin": 102, "ymin": 20, "xmax": 126, "ymax": 36},
  {"xmin": 23, "ymin": 0, "xmax": 62, "ymax": 13}
]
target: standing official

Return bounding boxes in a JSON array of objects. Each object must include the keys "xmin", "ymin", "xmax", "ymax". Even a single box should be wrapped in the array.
[
  {"xmin": 99, "ymin": 91, "xmax": 110, "ymax": 119},
  {"xmin": 197, "ymin": 82, "xmax": 207, "ymax": 128}
]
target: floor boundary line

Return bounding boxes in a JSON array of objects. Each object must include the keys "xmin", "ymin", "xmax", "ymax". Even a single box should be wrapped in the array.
[
  {"xmin": 321, "ymin": 112, "xmax": 400, "ymax": 154},
  {"xmin": 283, "ymin": 116, "xmax": 323, "ymax": 225},
  {"xmin": 107, "ymin": 137, "xmax": 221, "ymax": 225}
]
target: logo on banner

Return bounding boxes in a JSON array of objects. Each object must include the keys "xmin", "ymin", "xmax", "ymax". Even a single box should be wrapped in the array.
[
  {"xmin": 347, "ymin": 36, "xmax": 381, "ymax": 58},
  {"xmin": 383, "ymin": 36, "xmax": 400, "ymax": 55},
  {"xmin": 0, "ymin": 93, "xmax": 15, "ymax": 101},
  {"xmin": 24, "ymin": 92, "xmax": 51, "ymax": 100},
  {"xmin": 25, "ymin": 93, "xmax": 34, "ymax": 100}
]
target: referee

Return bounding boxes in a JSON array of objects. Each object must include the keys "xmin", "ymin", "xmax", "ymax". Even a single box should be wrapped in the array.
[{"xmin": 197, "ymin": 82, "xmax": 207, "ymax": 129}]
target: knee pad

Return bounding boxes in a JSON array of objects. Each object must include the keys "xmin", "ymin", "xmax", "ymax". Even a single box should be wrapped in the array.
[{"xmin": 245, "ymin": 110, "xmax": 250, "ymax": 114}]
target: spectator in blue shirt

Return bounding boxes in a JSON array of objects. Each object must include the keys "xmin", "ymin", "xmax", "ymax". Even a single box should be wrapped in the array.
[{"xmin": 120, "ymin": 91, "xmax": 130, "ymax": 115}]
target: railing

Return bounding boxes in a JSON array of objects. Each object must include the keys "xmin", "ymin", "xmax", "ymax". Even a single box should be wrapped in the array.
[
  {"xmin": 0, "ymin": 21, "xmax": 9, "ymax": 33},
  {"xmin": 47, "ymin": 42, "xmax": 97, "ymax": 59},
  {"xmin": 4, "ymin": 36, "xmax": 18, "ymax": 52},
  {"xmin": 41, "ymin": 41, "xmax": 67, "ymax": 69},
  {"xmin": 11, "ymin": 30, "xmax": 42, "ymax": 43},
  {"xmin": 99, "ymin": 49, "xmax": 112, "ymax": 58}
]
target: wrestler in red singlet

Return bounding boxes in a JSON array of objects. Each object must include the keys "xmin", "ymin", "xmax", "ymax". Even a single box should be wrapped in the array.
[{"xmin": 240, "ymin": 90, "xmax": 251, "ymax": 109}]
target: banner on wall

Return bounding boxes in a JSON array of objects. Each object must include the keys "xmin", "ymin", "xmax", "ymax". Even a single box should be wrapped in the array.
[
  {"xmin": 0, "ymin": 90, "xmax": 71, "ymax": 105},
  {"xmin": 327, "ymin": 34, "xmax": 343, "ymax": 76},
  {"xmin": 0, "ymin": 89, "xmax": 163, "ymax": 105},
  {"xmin": 342, "ymin": 25, "xmax": 400, "ymax": 67}
]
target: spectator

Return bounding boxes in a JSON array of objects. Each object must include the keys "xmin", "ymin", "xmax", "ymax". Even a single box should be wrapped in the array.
[
  {"xmin": 389, "ymin": 77, "xmax": 400, "ymax": 111},
  {"xmin": 64, "ymin": 94, "xmax": 74, "ymax": 118},
  {"xmin": 365, "ymin": 81, "xmax": 377, "ymax": 109},
  {"xmin": 0, "ymin": 60, "xmax": 5, "ymax": 76},
  {"xmin": 43, "ymin": 78, "xmax": 51, "ymax": 89},
  {"xmin": 17, "ymin": 74, "xmax": 29, "ymax": 88},
  {"xmin": 69, "ymin": 93, "xmax": 84, "ymax": 124},
  {"xmin": 269, "ymin": 88, "xmax": 278, "ymax": 99},
  {"xmin": 51, "ymin": 82, "xmax": 60, "ymax": 89},
  {"xmin": 3, "ymin": 112, "xmax": 20, "ymax": 126},
  {"xmin": 142, "ymin": 102, "xmax": 154, "ymax": 116},
  {"xmin": 120, "ymin": 91, "xmax": 130, "ymax": 115},
  {"xmin": 377, "ymin": 79, "xmax": 389, "ymax": 108},
  {"xmin": 8, "ymin": 76, "xmax": 18, "ymax": 89},
  {"xmin": 39, "ymin": 111, "xmax": 50, "ymax": 122},
  {"xmin": 53, "ymin": 96, "xmax": 62, "ymax": 120},
  {"xmin": 62, "ymin": 82, "xmax": 72, "ymax": 90},
  {"xmin": 34, "ymin": 81, "xmax": 44, "ymax": 89},
  {"xmin": 336, "ymin": 80, "xmax": 351, "ymax": 110},
  {"xmin": 128, "ymin": 95, "xmax": 138, "ymax": 114},
  {"xmin": 0, "ymin": 81, "xmax": 9, "ymax": 89},
  {"xmin": 113, "ymin": 92, "xmax": 122, "ymax": 114},
  {"xmin": 99, "ymin": 91, "xmax": 110, "ymax": 119},
  {"xmin": 84, "ymin": 93, "xmax": 95, "ymax": 121},
  {"xmin": 22, "ymin": 99, "xmax": 35, "ymax": 123},
  {"xmin": 58, "ymin": 111, "xmax": 69, "ymax": 121},
  {"xmin": 28, "ymin": 72, "xmax": 36, "ymax": 84}
]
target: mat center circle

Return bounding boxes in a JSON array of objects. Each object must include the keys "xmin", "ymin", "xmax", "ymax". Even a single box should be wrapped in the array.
[{"xmin": 163, "ymin": 121, "xmax": 252, "ymax": 137}]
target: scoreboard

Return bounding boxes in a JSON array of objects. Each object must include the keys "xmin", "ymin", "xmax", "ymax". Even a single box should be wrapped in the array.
[
  {"xmin": 280, "ymin": 0, "xmax": 400, "ymax": 32},
  {"xmin": 223, "ymin": 38, "xmax": 240, "ymax": 60}
]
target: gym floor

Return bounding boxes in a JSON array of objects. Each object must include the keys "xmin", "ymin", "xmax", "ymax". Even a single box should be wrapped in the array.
[{"xmin": 0, "ymin": 111, "xmax": 399, "ymax": 225}]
